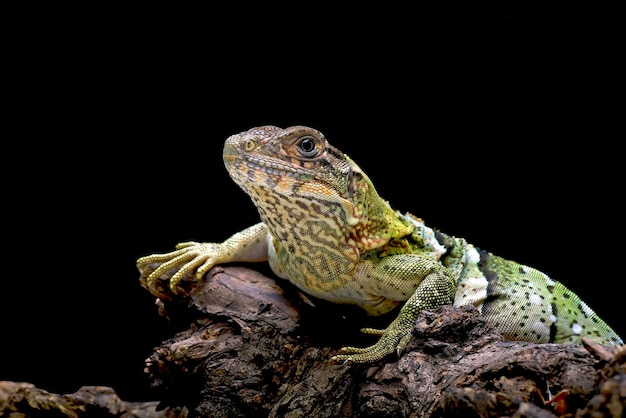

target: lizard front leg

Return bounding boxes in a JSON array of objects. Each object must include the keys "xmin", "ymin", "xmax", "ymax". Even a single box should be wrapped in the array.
[
  {"xmin": 137, "ymin": 222, "xmax": 270, "ymax": 298},
  {"xmin": 332, "ymin": 255, "xmax": 457, "ymax": 363}
]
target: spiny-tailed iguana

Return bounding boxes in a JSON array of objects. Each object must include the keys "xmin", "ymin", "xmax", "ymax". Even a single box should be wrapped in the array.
[{"xmin": 136, "ymin": 125, "xmax": 623, "ymax": 362}]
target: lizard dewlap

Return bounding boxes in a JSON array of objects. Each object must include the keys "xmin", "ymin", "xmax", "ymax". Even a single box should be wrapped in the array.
[{"xmin": 137, "ymin": 125, "xmax": 623, "ymax": 363}]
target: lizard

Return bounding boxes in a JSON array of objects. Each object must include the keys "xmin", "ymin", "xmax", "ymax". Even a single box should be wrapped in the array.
[{"xmin": 136, "ymin": 125, "xmax": 623, "ymax": 363}]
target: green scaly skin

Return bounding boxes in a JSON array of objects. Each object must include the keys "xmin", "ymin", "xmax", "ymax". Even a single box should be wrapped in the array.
[{"xmin": 137, "ymin": 125, "xmax": 623, "ymax": 363}]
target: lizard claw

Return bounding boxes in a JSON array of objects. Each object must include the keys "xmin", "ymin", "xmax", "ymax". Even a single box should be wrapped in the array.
[
  {"xmin": 331, "ymin": 323, "xmax": 413, "ymax": 363},
  {"xmin": 137, "ymin": 242, "xmax": 220, "ymax": 297}
]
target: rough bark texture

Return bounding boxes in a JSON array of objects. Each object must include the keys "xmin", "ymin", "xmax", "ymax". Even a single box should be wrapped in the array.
[
  {"xmin": 139, "ymin": 265, "xmax": 625, "ymax": 418},
  {"xmin": 2, "ymin": 265, "xmax": 624, "ymax": 417},
  {"xmin": 0, "ymin": 381, "xmax": 181, "ymax": 417}
]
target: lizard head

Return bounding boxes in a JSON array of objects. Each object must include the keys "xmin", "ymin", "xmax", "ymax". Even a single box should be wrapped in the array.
[
  {"xmin": 222, "ymin": 125, "xmax": 410, "ymax": 251},
  {"xmin": 223, "ymin": 125, "xmax": 354, "ymax": 203}
]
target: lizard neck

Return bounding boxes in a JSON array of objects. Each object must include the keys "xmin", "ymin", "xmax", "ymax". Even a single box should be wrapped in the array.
[
  {"xmin": 345, "ymin": 158, "xmax": 414, "ymax": 251},
  {"xmin": 249, "ymin": 157, "xmax": 414, "ymax": 254}
]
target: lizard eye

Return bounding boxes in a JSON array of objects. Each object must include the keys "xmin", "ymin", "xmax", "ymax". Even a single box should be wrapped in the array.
[
  {"xmin": 244, "ymin": 138, "xmax": 257, "ymax": 152},
  {"xmin": 297, "ymin": 136, "xmax": 321, "ymax": 158}
]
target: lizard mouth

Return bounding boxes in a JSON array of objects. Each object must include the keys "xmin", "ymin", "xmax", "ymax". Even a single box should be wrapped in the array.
[
  {"xmin": 223, "ymin": 144, "xmax": 313, "ymax": 181},
  {"xmin": 243, "ymin": 155, "xmax": 312, "ymax": 179}
]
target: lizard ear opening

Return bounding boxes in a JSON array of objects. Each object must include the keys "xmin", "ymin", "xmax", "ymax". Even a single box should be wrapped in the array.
[
  {"xmin": 346, "ymin": 164, "xmax": 367, "ymax": 201},
  {"xmin": 346, "ymin": 167, "xmax": 355, "ymax": 200}
]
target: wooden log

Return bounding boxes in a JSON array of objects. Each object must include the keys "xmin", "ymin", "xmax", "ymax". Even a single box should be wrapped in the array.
[{"xmin": 138, "ymin": 264, "xmax": 625, "ymax": 417}]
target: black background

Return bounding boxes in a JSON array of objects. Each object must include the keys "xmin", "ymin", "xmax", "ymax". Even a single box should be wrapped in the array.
[{"xmin": 2, "ymin": 10, "xmax": 622, "ymax": 402}]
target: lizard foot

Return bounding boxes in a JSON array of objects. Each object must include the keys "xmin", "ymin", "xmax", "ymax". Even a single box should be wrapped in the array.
[
  {"xmin": 331, "ymin": 324, "xmax": 413, "ymax": 363},
  {"xmin": 136, "ymin": 242, "xmax": 221, "ymax": 297}
]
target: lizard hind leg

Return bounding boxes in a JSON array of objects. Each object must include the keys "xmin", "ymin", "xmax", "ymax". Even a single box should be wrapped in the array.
[{"xmin": 332, "ymin": 265, "xmax": 456, "ymax": 363}]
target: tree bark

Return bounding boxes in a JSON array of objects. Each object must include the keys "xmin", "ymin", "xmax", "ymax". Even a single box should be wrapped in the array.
[
  {"xmin": 2, "ymin": 265, "xmax": 622, "ymax": 417},
  {"xmin": 0, "ymin": 382, "xmax": 174, "ymax": 418},
  {"xmin": 138, "ymin": 264, "xmax": 625, "ymax": 418}
]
